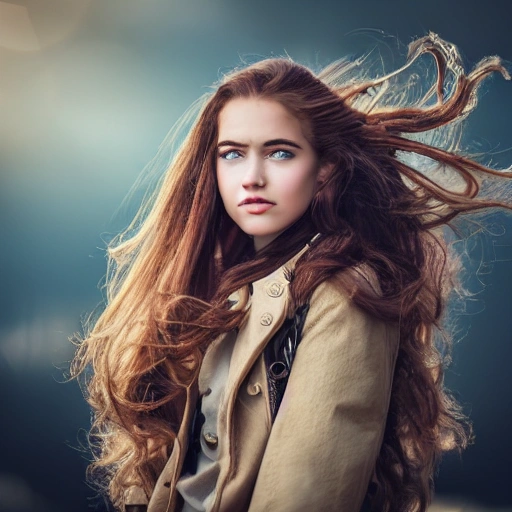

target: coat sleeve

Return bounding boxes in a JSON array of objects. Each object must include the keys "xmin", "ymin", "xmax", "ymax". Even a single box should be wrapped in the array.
[{"xmin": 248, "ymin": 278, "xmax": 398, "ymax": 512}]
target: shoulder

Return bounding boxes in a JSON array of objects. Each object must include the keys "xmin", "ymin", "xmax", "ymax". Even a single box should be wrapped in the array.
[
  {"xmin": 306, "ymin": 264, "xmax": 381, "ymax": 320},
  {"xmin": 301, "ymin": 266, "xmax": 398, "ymax": 360}
]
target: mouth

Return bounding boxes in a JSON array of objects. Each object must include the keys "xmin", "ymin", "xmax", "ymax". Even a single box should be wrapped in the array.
[{"xmin": 238, "ymin": 197, "xmax": 275, "ymax": 206}]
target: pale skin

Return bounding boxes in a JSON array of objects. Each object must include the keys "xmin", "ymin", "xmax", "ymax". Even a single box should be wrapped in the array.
[{"xmin": 216, "ymin": 97, "xmax": 332, "ymax": 251}]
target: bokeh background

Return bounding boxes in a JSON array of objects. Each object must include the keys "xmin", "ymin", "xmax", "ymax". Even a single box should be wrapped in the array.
[{"xmin": 1, "ymin": 1, "xmax": 512, "ymax": 511}]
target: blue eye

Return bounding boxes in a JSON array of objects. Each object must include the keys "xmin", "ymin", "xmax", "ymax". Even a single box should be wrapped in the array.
[
  {"xmin": 269, "ymin": 150, "xmax": 294, "ymax": 160},
  {"xmin": 220, "ymin": 150, "xmax": 242, "ymax": 160}
]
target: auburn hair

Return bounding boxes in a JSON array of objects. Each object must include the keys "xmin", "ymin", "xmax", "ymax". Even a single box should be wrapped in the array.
[{"xmin": 72, "ymin": 33, "xmax": 512, "ymax": 511}]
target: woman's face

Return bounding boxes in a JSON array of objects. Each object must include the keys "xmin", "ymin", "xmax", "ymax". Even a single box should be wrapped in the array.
[{"xmin": 216, "ymin": 97, "xmax": 328, "ymax": 251}]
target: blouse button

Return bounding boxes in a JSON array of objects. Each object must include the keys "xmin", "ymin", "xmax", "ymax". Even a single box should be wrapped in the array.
[
  {"xmin": 247, "ymin": 382, "xmax": 262, "ymax": 396},
  {"xmin": 260, "ymin": 313, "xmax": 273, "ymax": 326},
  {"xmin": 203, "ymin": 431, "xmax": 218, "ymax": 449}
]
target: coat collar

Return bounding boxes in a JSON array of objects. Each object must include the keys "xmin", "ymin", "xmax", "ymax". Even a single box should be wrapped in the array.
[
  {"xmin": 199, "ymin": 235, "xmax": 318, "ymax": 396},
  {"xmin": 226, "ymin": 233, "xmax": 320, "ymax": 312}
]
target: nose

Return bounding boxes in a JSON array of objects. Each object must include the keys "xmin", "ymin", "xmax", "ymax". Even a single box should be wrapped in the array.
[{"xmin": 241, "ymin": 155, "xmax": 266, "ymax": 189}]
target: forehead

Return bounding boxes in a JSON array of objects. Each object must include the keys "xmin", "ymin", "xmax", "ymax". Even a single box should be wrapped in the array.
[{"xmin": 217, "ymin": 97, "xmax": 309, "ymax": 142}]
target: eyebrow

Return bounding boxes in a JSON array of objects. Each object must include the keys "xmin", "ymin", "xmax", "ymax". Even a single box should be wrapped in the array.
[{"xmin": 217, "ymin": 138, "xmax": 303, "ymax": 150}]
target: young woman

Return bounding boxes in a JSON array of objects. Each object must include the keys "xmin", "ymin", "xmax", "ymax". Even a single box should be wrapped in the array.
[{"xmin": 73, "ymin": 34, "xmax": 512, "ymax": 511}]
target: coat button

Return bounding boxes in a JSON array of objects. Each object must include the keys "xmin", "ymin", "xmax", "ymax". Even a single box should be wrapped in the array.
[
  {"xmin": 203, "ymin": 431, "xmax": 218, "ymax": 449},
  {"xmin": 260, "ymin": 313, "xmax": 273, "ymax": 326},
  {"xmin": 266, "ymin": 281, "xmax": 284, "ymax": 297}
]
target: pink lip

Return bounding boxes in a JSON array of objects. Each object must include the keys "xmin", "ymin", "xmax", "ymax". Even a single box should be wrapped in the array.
[
  {"xmin": 241, "ymin": 202, "xmax": 274, "ymax": 214},
  {"xmin": 238, "ymin": 196, "xmax": 275, "ymax": 206}
]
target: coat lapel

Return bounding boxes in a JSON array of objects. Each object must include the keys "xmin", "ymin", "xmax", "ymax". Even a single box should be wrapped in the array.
[
  {"xmin": 226, "ymin": 267, "xmax": 290, "ymax": 394},
  {"xmin": 147, "ymin": 382, "xmax": 198, "ymax": 512}
]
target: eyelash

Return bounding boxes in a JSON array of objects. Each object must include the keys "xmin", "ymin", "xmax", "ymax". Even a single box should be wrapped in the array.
[
  {"xmin": 219, "ymin": 149, "xmax": 295, "ymax": 160},
  {"xmin": 219, "ymin": 150, "xmax": 242, "ymax": 160},
  {"xmin": 270, "ymin": 149, "xmax": 294, "ymax": 160}
]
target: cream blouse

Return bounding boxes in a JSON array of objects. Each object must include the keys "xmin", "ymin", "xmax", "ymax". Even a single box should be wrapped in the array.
[{"xmin": 176, "ymin": 330, "xmax": 237, "ymax": 511}]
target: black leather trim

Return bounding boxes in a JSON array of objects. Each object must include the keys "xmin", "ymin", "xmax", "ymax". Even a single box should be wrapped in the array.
[{"xmin": 264, "ymin": 303, "xmax": 310, "ymax": 423}]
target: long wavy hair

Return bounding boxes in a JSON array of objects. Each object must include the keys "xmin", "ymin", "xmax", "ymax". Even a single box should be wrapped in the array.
[{"xmin": 72, "ymin": 33, "xmax": 511, "ymax": 511}]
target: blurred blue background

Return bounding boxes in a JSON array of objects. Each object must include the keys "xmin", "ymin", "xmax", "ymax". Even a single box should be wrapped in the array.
[{"xmin": 1, "ymin": 1, "xmax": 511, "ymax": 510}]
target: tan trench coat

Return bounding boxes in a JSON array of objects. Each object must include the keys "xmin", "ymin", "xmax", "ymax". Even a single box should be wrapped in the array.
[{"xmin": 126, "ymin": 251, "xmax": 399, "ymax": 512}]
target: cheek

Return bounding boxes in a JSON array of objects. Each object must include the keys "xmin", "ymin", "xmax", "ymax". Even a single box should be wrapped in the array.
[
  {"xmin": 216, "ymin": 170, "xmax": 237, "ymax": 213},
  {"xmin": 282, "ymin": 169, "xmax": 319, "ymax": 203},
  {"xmin": 216, "ymin": 168, "xmax": 228, "ymax": 196}
]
